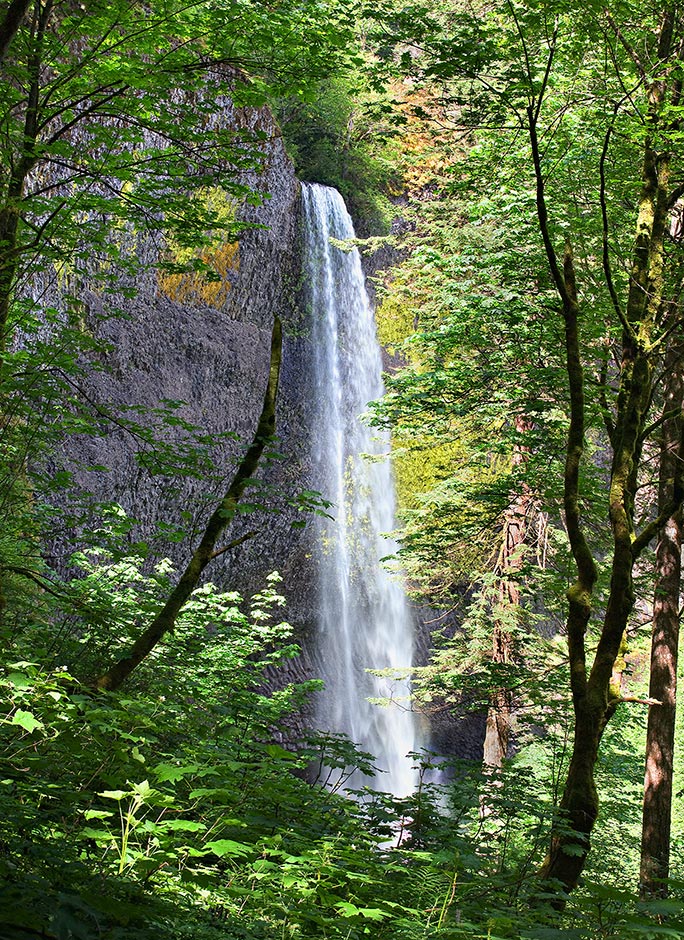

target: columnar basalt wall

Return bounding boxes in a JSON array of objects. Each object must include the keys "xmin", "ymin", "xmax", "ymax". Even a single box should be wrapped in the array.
[
  {"xmin": 40, "ymin": 98, "xmax": 474, "ymax": 761},
  {"xmin": 45, "ymin": 102, "xmax": 313, "ymax": 613}
]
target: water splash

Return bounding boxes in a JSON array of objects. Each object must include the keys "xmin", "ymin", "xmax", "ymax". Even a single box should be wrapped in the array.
[{"xmin": 302, "ymin": 183, "xmax": 418, "ymax": 797}]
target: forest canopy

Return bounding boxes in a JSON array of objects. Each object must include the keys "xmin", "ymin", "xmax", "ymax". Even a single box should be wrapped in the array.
[{"xmin": 1, "ymin": 1, "xmax": 684, "ymax": 939}]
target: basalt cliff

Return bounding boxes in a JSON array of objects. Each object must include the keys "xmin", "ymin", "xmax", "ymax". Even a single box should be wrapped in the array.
[{"xmin": 42, "ymin": 98, "xmax": 480, "ymax": 761}]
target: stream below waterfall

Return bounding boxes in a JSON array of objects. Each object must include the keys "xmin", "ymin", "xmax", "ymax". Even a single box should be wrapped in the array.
[{"xmin": 301, "ymin": 183, "xmax": 419, "ymax": 797}]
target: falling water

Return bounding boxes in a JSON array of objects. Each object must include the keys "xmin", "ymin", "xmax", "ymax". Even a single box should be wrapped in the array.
[{"xmin": 302, "ymin": 183, "xmax": 418, "ymax": 797}]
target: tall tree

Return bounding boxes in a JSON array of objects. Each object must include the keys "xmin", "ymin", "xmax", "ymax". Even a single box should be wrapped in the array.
[
  {"xmin": 371, "ymin": 0, "xmax": 684, "ymax": 894},
  {"xmin": 482, "ymin": 419, "xmax": 534, "ymax": 772},
  {"xmin": 640, "ymin": 334, "xmax": 684, "ymax": 898},
  {"xmin": 534, "ymin": 5, "xmax": 683, "ymax": 893}
]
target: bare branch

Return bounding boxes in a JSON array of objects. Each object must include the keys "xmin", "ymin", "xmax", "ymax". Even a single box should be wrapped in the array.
[
  {"xmin": 620, "ymin": 695, "xmax": 662, "ymax": 706},
  {"xmin": 632, "ymin": 498, "xmax": 681, "ymax": 559},
  {"xmin": 604, "ymin": 9, "xmax": 646, "ymax": 80},
  {"xmin": 599, "ymin": 111, "xmax": 627, "ymax": 331},
  {"xmin": 209, "ymin": 530, "xmax": 257, "ymax": 560}
]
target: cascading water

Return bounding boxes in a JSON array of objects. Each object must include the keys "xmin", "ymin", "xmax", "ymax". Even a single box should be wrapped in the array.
[{"xmin": 302, "ymin": 183, "xmax": 418, "ymax": 797}]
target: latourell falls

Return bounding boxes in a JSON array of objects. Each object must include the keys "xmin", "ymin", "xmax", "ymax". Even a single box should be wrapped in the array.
[
  {"xmin": 302, "ymin": 183, "xmax": 418, "ymax": 796},
  {"xmin": 1, "ymin": 2, "xmax": 684, "ymax": 939}
]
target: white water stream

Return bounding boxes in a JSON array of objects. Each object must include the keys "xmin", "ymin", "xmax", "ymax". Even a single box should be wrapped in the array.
[{"xmin": 302, "ymin": 183, "xmax": 418, "ymax": 797}]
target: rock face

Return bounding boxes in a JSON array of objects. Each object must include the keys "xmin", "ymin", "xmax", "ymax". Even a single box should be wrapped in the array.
[
  {"xmin": 42, "ymin": 97, "xmax": 472, "ymax": 761},
  {"xmin": 48, "ymin": 101, "xmax": 316, "ymax": 623}
]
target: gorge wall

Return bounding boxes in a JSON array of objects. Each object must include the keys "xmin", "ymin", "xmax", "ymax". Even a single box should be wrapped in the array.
[
  {"xmin": 46, "ymin": 99, "xmax": 322, "ymax": 681},
  {"xmin": 42, "ymin": 96, "xmax": 482, "ymax": 762}
]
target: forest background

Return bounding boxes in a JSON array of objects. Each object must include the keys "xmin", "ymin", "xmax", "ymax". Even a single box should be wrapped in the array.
[{"xmin": 1, "ymin": 1, "xmax": 683, "ymax": 938}]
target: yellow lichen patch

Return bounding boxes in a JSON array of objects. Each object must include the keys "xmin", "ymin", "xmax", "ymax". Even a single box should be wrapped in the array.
[
  {"xmin": 157, "ymin": 186, "xmax": 241, "ymax": 309},
  {"xmin": 157, "ymin": 239, "xmax": 240, "ymax": 309}
]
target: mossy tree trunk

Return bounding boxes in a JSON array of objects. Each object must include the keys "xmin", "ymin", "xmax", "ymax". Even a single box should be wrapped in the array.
[
  {"xmin": 94, "ymin": 316, "xmax": 282, "ymax": 692},
  {"xmin": 530, "ymin": 8, "xmax": 682, "ymax": 895},
  {"xmin": 640, "ymin": 339, "xmax": 684, "ymax": 898}
]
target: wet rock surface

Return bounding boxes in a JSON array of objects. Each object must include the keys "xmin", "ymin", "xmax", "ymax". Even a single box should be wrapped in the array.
[{"xmin": 47, "ymin": 102, "xmax": 315, "ymax": 620}]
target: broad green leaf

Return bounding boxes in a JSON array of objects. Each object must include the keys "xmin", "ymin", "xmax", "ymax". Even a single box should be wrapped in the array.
[
  {"xmin": 132, "ymin": 780, "xmax": 152, "ymax": 799},
  {"xmin": 357, "ymin": 908, "xmax": 389, "ymax": 921},
  {"xmin": 83, "ymin": 809, "xmax": 113, "ymax": 820},
  {"xmin": 79, "ymin": 827, "xmax": 115, "ymax": 841},
  {"xmin": 153, "ymin": 762, "xmax": 201, "ymax": 782},
  {"xmin": 11, "ymin": 710, "xmax": 44, "ymax": 733},
  {"xmin": 159, "ymin": 819, "xmax": 206, "ymax": 832},
  {"xmin": 263, "ymin": 744, "xmax": 297, "ymax": 760},
  {"xmin": 99, "ymin": 789, "xmax": 128, "ymax": 801},
  {"xmin": 205, "ymin": 839, "xmax": 252, "ymax": 858},
  {"xmin": 7, "ymin": 672, "xmax": 33, "ymax": 689}
]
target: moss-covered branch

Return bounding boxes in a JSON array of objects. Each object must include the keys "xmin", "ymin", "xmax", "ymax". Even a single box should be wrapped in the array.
[{"xmin": 93, "ymin": 316, "xmax": 282, "ymax": 692}]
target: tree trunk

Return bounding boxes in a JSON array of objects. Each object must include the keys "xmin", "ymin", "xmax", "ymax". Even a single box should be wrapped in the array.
[
  {"xmin": 538, "ymin": 696, "xmax": 610, "ymax": 891},
  {"xmin": 0, "ymin": 0, "xmax": 32, "ymax": 65},
  {"xmin": 0, "ymin": 204, "xmax": 21, "ymax": 354},
  {"xmin": 482, "ymin": 655, "xmax": 513, "ymax": 769},
  {"xmin": 482, "ymin": 419, "xmax": 532, "ymax": 770},
  {"xmin": 531, "ymin": 7, "xmax": 678, "ymax": 896},
  {"xmin": 0, "ymin": 0, "xmax": 47, "ymax": 356},
  {"xmin": 640, "ymin": 349, "xmax": 684, "ymax": 898},
  {"xmin": 93, "ymin": 316, "xmax": 282, "ymax": 692}
]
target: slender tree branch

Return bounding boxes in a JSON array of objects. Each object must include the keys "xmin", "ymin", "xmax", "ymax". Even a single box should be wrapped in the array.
[
  {"xmin": 604, "ymin": 9, "xmax": 646, "ymax": 79},
  {"xmin": 209, "ymin": 530, "xmax": 257, "ymax": 560},
  {"xmin": 507, "ymin": 0, "xmax": 534, "ymax": 105},
  {"xmin": 648, "ymin": 310, "xmax": 684, "ymax": 353},
  {"xmin": 16, "ymin": 198, "xmax": 66, "ymax": 251},
  {"xmin": 45, "ymin": 86, "xmax": 128, "ymax": 148},
  {"xmin": 599, "ymin": 113, "xmax": 627, "ymax": 331},
  {"xmin": 527, "ymin": 106, "xmax": 568, "ymax": 305},
  {"xmin": 667, "ymin": 182, "xmax": 684, "ymax": 209},
  {"xmin": 38, "ymin": 82, "xmax": 127, "ymax": 136},
  {"xmin": 640, "ymin": 403, "xmax": 684, "ymax": 445},
  {"xmin": 0, "ymin": 0, "xmax": 31, "ymax": 64},
  {"xmin": 93, "ymin": 317, "xmax": 282, "ymax": 692},
  {"xmin": 632, "ymin": 498, "xmax": 681, "ymax": 559},
  {"xmin": 533, "ymin": 19, "xmax": 558, "ymax": 125},
  {"xmin": 597, "ymin": 340, "xmax": 616, "ymax": 446},
  {"xmin": 1, "ymin": 563, "xmax": 70, "ymax": 602}
]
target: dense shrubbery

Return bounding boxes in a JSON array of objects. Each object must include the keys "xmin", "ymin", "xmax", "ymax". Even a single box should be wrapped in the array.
[{"xmin": 1, "ymin": 552, "xmax": 683, "ymax": 938}]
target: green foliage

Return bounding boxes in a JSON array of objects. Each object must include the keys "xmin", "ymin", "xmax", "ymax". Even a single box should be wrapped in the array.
[
  {"xmin": 0, "ymin": 0, "xmax": 356, "ymax": 292},
  {"xmin": 276, "ymin": 64, "xmax": 402, "ymax": 231},
  {"xmin": 0, "ymin": 0, "xmax": 682, "ymax": 936},
  {"xmin": 0, "ymin": 566, "xmax": 312, "ymax": 937},
  {"xmin": 2, "ymin": 592, "xmax": 682, "ymax": 938},
  {"xmin": 1, "ymin": 540, "xmax": 678, "ymax": 940}
]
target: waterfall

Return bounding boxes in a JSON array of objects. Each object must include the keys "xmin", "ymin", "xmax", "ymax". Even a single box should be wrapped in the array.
[{"xmin": 302, "ymin": 183, "xmax": 418, "ymax": 797}]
